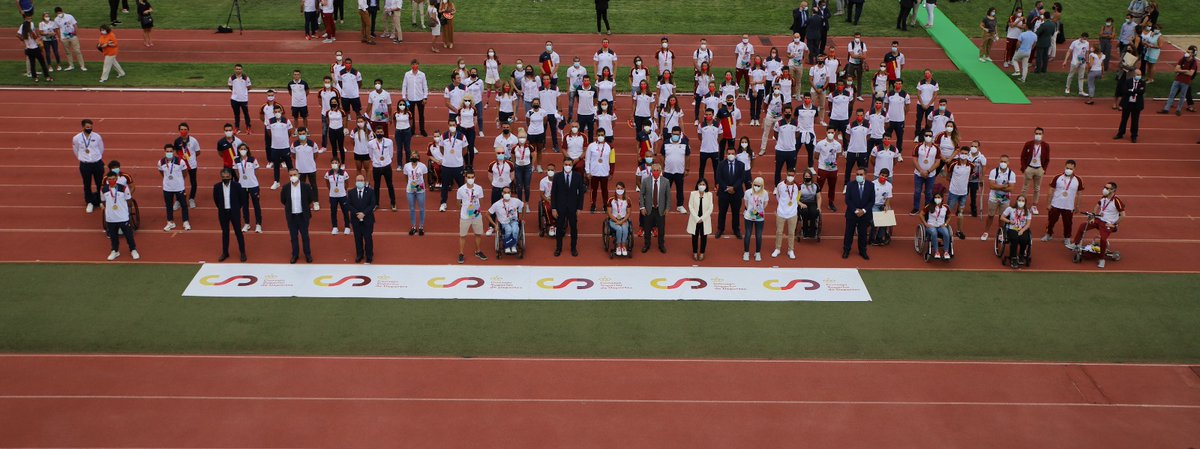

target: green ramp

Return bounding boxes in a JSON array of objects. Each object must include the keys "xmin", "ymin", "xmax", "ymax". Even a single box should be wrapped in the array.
[{"xmin": 917, "ymin": 7, "xmax": 1031, "ymax": 104}]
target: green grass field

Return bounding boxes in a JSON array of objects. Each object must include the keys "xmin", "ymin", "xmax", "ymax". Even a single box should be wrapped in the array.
[
  {"xmin": 1, "ymin": 264, "xmax": 1198, "ymax": 362},
  {"xmin": 8, "ymin": 0, "xmax": 1197, "ymax": 37}
]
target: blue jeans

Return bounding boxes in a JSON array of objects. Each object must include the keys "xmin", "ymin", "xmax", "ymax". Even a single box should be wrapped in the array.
[
  {"xmin": 927, "ymin": 225, "xmax": 950, "ymax": 253},
  {"xmin": 407, "ymin": 191, "xmax": 426, "ymax": 227},
  {"xmin": 913, "ymin": 174, "xmax": 935, "ymax": 210},
  {"xmin": 609, "ymin": 219, "xmax": 630, "ymax": 245},
  {"xmin": 514, "ymin": 164, "xmax": 533, "ymax": 203},
  {"xmin": 500, "ymin": 220, "xmax": 520, "ymax": 249},
  {"xmin": 743, "ymin": 218, "xmax": 765, "ymax": 252},
  {"xmin": 1163, "ymin": 81, "xmax": 1191, "ymax": 113}
]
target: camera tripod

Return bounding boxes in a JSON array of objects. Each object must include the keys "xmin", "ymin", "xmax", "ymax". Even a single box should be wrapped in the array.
[{"xmin": 225, "ymin": 0, "xmax": 244, "ymax": 34}]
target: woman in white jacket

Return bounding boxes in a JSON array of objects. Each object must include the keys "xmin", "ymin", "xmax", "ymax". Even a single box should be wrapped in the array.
[{"xmin": 686, "ymin": 178, "xmax": 714, "ymax": 261}]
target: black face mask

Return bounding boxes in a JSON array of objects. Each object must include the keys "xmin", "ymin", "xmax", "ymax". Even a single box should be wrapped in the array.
[
  {"xmin": 502, "ymin": 129, "xmax": 511, "ymax": 134},
  {"xmin": 83, "ymin": 128, "xmax": 92, "ymax": 134}
]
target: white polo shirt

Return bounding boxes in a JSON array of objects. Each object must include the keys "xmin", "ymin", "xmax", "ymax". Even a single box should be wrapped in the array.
[
  {"xmin": 489, "ymin": 161, "xmax": 513, "ymax": 188},
  {"xmin": 228, "ymin": 75, "xmax": 251, "ymax": 102},
  {"xmin": 369, "ymin": 137, "xmax": 395, "ymax": 168},
  {"xmin": 292, "ymin": 140, "xmax": 318, "ymax": 174},
  {"xmin": 1048, "ymin": 174, "xmax": 1084, "ymax": 210},
  {"xmin": 594, "ymin": 50, "xmax": 618, "ymax": 75},
  {"xmin": 338, "ymin": 69, "xmax": 363, "ymax": 98},
  {"xmin": 72, "ymin": 131, "xmax": 104, "ymax": 163},
  {"xmin": 873, "ymin": 180, "xmax": 893, "ymax": 207},
  {"xmin": 774, "ymin": 182, "xmax": 799, "ymax": 219},
  {"xmin": 102, "ymin": 184, "xmax": 132, "ymax": 223},
  {"xmin": 159, "ymin": 157, "xmax": 186, "ymax": 193},
  {"xmin": 885, "ymin": 91, "xmax": 910, "ymax": 122},
  {"xmin": 585, "ymin": 142, "xmax": 612, "ymax": 177},
  {"xmin": 488, "ymin": 198, "xmax": 523, "ymax": 224}
]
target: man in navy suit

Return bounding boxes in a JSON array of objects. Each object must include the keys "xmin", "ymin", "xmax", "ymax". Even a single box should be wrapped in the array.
[
  {"xmin": 550, "ymin": 157, "xmax": 587, "ymax": 256},
  {"xmin": 346, "ymin": 174, "xmax": 377, "ymax": 264},
  {"xmin": 843, "ymin": 167, "xmax": 875, "ymax": 260},
  {"xmin": 714, "ymin": 146, "xmax": 746, "ymax": 239},
  {"xmin": 212, "ymin": 168, "xmax": 246, "ymax": 262},
  {"xmin": 790, "ymin": 2, "xmax": 810, "ymax": 37},
  {"xmin": 280, "ymin": 168, "xmax": 315, "ymax": 264}
]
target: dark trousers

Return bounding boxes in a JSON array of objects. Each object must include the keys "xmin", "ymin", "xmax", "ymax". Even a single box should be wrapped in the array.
[
  {"xmin": 743, "ymin": 219, "xmax": 764, "ymax": 252},
  {"xmin": 967, "ymin": 181, "xmax": 981, "ymax": 216},
  {"xmin": 372, "ymin": 165, "xmax": 396, "ymax": 207},
  {"xmin": 300, "ymin": 172, "xmax": 319, "ymax": 201},
  {"xmin": 914, "ymin": 104, "xmax": 930, "ymax": 135},
  {"xmin": 231, "ymin": 100, "xmax": 251, "ymax": 130},
  {"xmin": 1116, "ymin": 106, "xmax": 1141, "ymax": 138},
  {"xmin": 642, "ymin": 209, "xmax": 666, "ymax": 249},
  {"xmin": 80, "ymin": 160, "xmax": 105, "ymax": 206},
  {"xmin": 285, "ymin": 212, "xmax": 312, "ymax": 258},
  {"xmin": 108, "ymin": 0, "xmax": 129, "ymax": 22},
  {"xmin": 847, "ymin": 1, "xmax": 864, "ymax": 24},
  {"xmin": 1007, "ymin": 229, "xmax": 1030, "ymax": 260},
  {"xmin": 717, "ymin": 189, "xmax": 742, "ymax": 234},
  {"xmin": 664, "ymin": 173, "xmax": 685, "ymax": 207},
  {"xmin": 1046, "ymin": 207, "xmax": 1074, "ymax": 239},
  {"xmin": 217, "ymin": 209, "xmax": 245, "ymax": 257},
  {"xmin": 462, "ymin": 128, "xmax": 476, "ymax": 169},
  {"xmin": 547, "ymin": 114, "xmax": 560, "ymax": 150},
  {"xmin": 187, "ymin": 168, "xmax": 199, "ymax": 200},
  {"xmin": 691, "ymin": 223, "xmax": 707, "ymax": 253},
  {"xmin": 395, "ymin": 128, "xmax": 414, "ymax": 162},
  {"xmin": 106, "ymin": 221, "xmax": 136, "ymax": 251},
  {"xmin": 843, "ymin": 214, "xmax": 870, "ymax": 254},
  {"xmin": 24, "ymin": 48, "xmax": 49, "ymax": 79},
  {"xmin": 697, "ymin": 152, "xmax": 720, "ymax": 182},
  {"xmin": 555, "ymin": 209, "xmax": 579, "ymax": 251},
  {"xmin": 1034, "ymin": 45, "xmax": 1050, "ymax": 73},
  {"xmin": 887, "ymin": 121, "xmax": 906, "ymax": 152},
  {"xmin": 896, "ymin": 5, "xmax": 911, "ymax": 30},
  {"xmin": 353, "ymin": 219, "xmax": 374, "ymax": 261},
  {"xmin": 328, "ymin": 128, "xmax": 346, "ymax": 162},
  {"xmin": 408, "ymin": 100, "xmax": 428, "ymax": 135},
  {"xmin": 439, "ymin": 166, "xmax": 466, "ymax": 204},
  {"xmin": 368, "ymin": 5, "xmax": 379, "ymax": 35},
  {"xmin": 577, "ymin": 114, "xmax": 595, "ymax": 140},
  {"xmin": 596, "ymin": 7, "xmax": 610, "ymax": 33},
  {"xmin": 304, "ymin": 11, "xmax": 320, "ymax": 36},
  {"xmin": 330, "ymin": 196, "xmax": 351, "ymax": 227},
  {"xmin": 843, "ymin": 152, "xmax": 869, "ymax": 185},
  {"xmin": 774, "ymin": 150, "xmax": 798, "ymax": 186},
  {"xmin": 333, "ymin": 0, "xmax": 345, "ymax": 20},
  {"xmin": 163, "ymin": 190, "xmax": 189, "ymax": 222},
  {"xmin": 242, "ymin": 186, "xmax": 262, "ymax": 225},
  {"xmin": 846, "ymin": 62, "xmax": 864, "ymax": 94}
]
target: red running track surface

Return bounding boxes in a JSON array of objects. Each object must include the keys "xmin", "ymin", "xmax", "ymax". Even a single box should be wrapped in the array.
[
  {"xmin": 1, "ymin": 89, "xmax": 1197, "ymax": 272},
  {"xmin": 0, "ymin": 354, "xmax": 1198, "ymax": 448}
]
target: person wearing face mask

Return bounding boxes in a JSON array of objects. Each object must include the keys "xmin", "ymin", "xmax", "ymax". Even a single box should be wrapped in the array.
[
  {"xmin": 1003, "ymin": 8, "xmax": 1025, "ymax": 68},
  {"xmin": 259, "ymin": 90, "xmax": 284, "ymax": 154},
  {"xmin": 538, "ymin": 163, "xmax": 558, "ymax": 236},
  {"xmin": 794, "ymin": 170, "xmax": 822, "ymax": 239},
  {"xmin": 291, "ymin": 127, "xmax": 323, "ymax": 212},
  {"xmin": 771, "ymin": 107, "xmax": 801, "ymax": 187},
  {"xmin": 945, "ymin": 147, "xmax": 973, "ymax": 239},
  {"xmin": 716, "ymin": 95, "xmax": 743, "ymax": 155},
  {"xmin": 790, "ymin": 94, "xmax": 817, "ymax": 167},
  {"xmin": 233, "ymin": 144, "xmax": 263, "ymax": 234},
  {"xmin": 1000, "ymin": 194, "xmax": 1033, "ymax": 268},
  {"xmin": 760, "ymin": 87, "xmax": 786, "ymax": 155},
  {"xmin": 401, "ymin": 59, "xmax": 430, "ymax": 136},
  {"xmin": 1117, "ymin": 14, "xmax": 1137, "ymax": 59},
  {"xmin": 655, "ymin": 37, "xmax": 675, "ymax": 76},
  {"xmin": 981, "ymin": 154, "xmax": 1017, "ymax": 238},
  {"xmin": 736, "ymin": 137, "xmax": 754, "ymax": 179},
  {"xmin": 1019, "ymin": 127, "xmax": 1051, "ymax": 214},
  {"xmin": 436, "ymin": 124, "xmax": 469, "ymax": 211},
  {"xmin": 1040, "ymin": 159, "xmax": 1083, "ymax": 244},
  {"xmin": 1063, "ymin": 32, "xmax": 1093, "ymax": 96},
  {"xmin": 486, "ymin": 147, "xmax": 515, "ymax": 236},
  {"xmin": 870, "ymin": 137, "xmax": 902, "ymax": 178},
  {"xmin": 508, "ymin": 130, "xmax": 535, "ymax": 210},
  {"xmin": 843, "ymin": 109, "xmax": 871, "ymax": 185},
  {"xmin": 742, "ymin": 177, "xmax": 769, "ymax": 261},
  {"xmin": 964, "ymin": 141, "xmax": 987, "ymax": 217},
  {"xmin": 367, "ymin": 78, "xmax": 392, "ymax": 137},
  {"xmin": 585, "ymin": 130, "xmax": 612, "ymax": 212},
  {"xmin": 661, "ymin": 127, "xmax": 690, "ymax": 213},
  {"xmin": 563, "ymin": 122, "xmax": 588, "ymax": 167},
  {"xmin": 913, "ymin": 70, "xmax": 939, "ymax": 140},
  {"xmin": 922, "ymin": 193, "xmax": 951, "ymax": 260},
  {"xmin": 347, "ymin": 174, "xmax": 377, "ymax": 264},
  {"xmin": 1012, "ymin": 23, "xmax": 1037, "ymax": 82},
  {"xmin": 318, "ymin": 76, "xmax": 342, "ymax": 149},
  {"xmin": 1159, "ymin": 45, "xmax": 1197, "ymax": 116},
  {"xmin": 867, "ymin": 168, "xmax": 893, "ymax": 245},
  {"xmin": 884, "ymin": 42, "xmax": 905, "ymax": 83},
  {"xmin": 1113, "ymin": 69, "xmax": 1146, "ymax": 143},
  {"xmin": 550, "ymin": 158, "xmax": 586, "ymax": 257},
  {"xmin": 101, "ymin": 173, "xmax": 138, "ymax": 261},
  {"xmin": 172, "ymin": 122, "xmax": 202, "ymax": 209},
  {"xmin": 786, "ymin": 34, "xmax": 809, "ymax": 98},
  {"xmin": 1139, "ymin": 25, "xmax": 1163, "ymax": 83},
  {"xmin": 1069, "ymin": 182, "xmax": 1125, "ymax": 268},
  {"xmin": 791, "ymin": 2, "xmax": 811, "ymax": 37},
  {"xmin": 884, "ymin": 80, "xmax": 910, "ymax": 152},
  {"xmin": 525, "ymin": 99, "xmax": 558, "ymax": 174},
  {"xmin": 496, "ymin": 84, "xmax": 520, "ymax": 131},
  {"xmin": 281, "ymin": 169, "xmax": 315, "ymax": 264},
  {"xmin": 538, "ymin": 41, "xmax": 560, "ymax": 88},
  {"xmin": 73, "ymin": 119, "xmax": 106, "ymax": 213},
  {"xmin": 734, "ymin": 34, "xmax": 755, "ymax": 94},
  {"xmin": 564, "ymin": 58, "xmax": 588, "ymax": 123},
  {"xmin": 866, "ymin": 102, "xmax": 886, "ymax": 149},
  {"xmin": 978, "ymin": 8, "xmax": 998, "ymax": 63},
  {"xmin": 349, "ymin": 118, "xmax": 373, "ymax": 178},
  {"xmin": 771, "ymin": 169, "xmax": 800, "ymax": 259},
  {"xmin": 456, "ymin": 97, "xmax": 480, "ymax": 170},
  {"xmin": 464, "ymin": 69, "xmax": 486, "ymax": 134},
  {"xmin": 366, "ymin": 126, "xmax": 397, "ymax": 211},
  {"xmin": 932, "ymin": 120, "xmax": 959, "ymax": 177},
  {"xmin": 425, "ymin": 0, "xmax": 440, "ymax": 50},
  {"xmin": 337, "ymin": 58, "xmax": 364, "ymax": 119},
  {"xmin": 212, "ymin": 168, "xmax": 247, "ymax": 262},
  {"xmin": 846, "ymin": 33, "xmax": 867, "ymax": 97},
  {"xmin": 714, "ymin": 147, "xmax": 747, "ymax": 239},
  {"xmin": 814, "ymin": 130, "xmax": 842, "ymax": 211},
  {"xmin": 37, "ymin": 13, "xmax": 63, "ymax": 72},
  {"xmin": 486, "ymin": 186, "xmax": 524, "ymax": 256},
  {"xmin": 638, "ymin": 163, "xmax": 671, "ymax": 253},
  {"xmin": 631, "ymin": 80, "xmax": 655, "ymax": 136},
  {"xmin": 911, "ymin": 131, "xmax": 938, "ymax": 214},
  {"xmin": 215, "ymin": 124, "xmax": 245, "ymax": 170},
  {"xmin": 96, "ymin": 24, "xmax": 124, "ymax": 83},
  {"xmin": 1032, "ymin": 10, "xmax": 1056, "ymax": 74},
  {"xmin": 325, "ymin": 159, "xmax": 352, "ymax": 235},
  {"xmin": 400, "ymin": 153, "xmax": 428, "ymax": 235},
  {"xmin": 694, "ymin": 39, "xmax": 713, "ymax": 80},
  {"xmin": 53, "ymin": 7, "xmax": 85, "ymax": 72},
  {"xmin": 572, "ymin": 75, "xmax": 599, "ymax": 141},
  {"xmin": 744, "ymin": 57, "xmax": 768, "ymax": 127},
  {"xmin": 158, "ymin": 144, "xmax": 190, "ymax": 232},
  {"xmin": 684, "ymin": 178, "xmax": 714, "ymax": 261},
  {"xmin": 536, "ymin": 75, "xmax": 564, "ymax": 152},
  {"xmin": 658, "ymin": 87, "xmax": 681, "ymax": 136},
  {"xmin": 926, "ymin": 99, "xmax": 954, "ymax": 141},
  {"xmin": 827, "ymin": 81, "xmax": 854, "ymax": 143}
]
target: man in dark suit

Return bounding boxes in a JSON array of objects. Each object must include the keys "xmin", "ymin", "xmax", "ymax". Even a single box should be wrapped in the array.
[
  {"xmin": 212, "ymin": 168, "xmax": 246, "ymax": 262},
  {"xmin": 639, "ymin": 163, "xmax": 672, "ymax": 253},
  {"xmin": 1113, "ymin": 69, "xmax": 1146, "ymax": 143},
  {"xmin": 806, "ymin": 6, "xmax": 826, "ymax": 64},
  {"xmin": 346, "ymin": 174, "xmax": 377, "ymax": 263},
  {"xmin": 550, "ymin": 157, "xmax": 586, "ymax": 256},
  {"xmin": 843, "ymin": 167, "xmax": 875, "ymax": 260},
  {"xmin": 846, "ymin": 0, "xmax": 864, "ymax": 25},
  {"xmin": 1033, "ymin": 14, "xmax": 1056, "ymax": 73},
  {"xmin": 594, "ymin": 0, "xmax": 611, "ymax": 34},
  {"xmin": 280, "ymin": 168, "xmax": 314, "ymax": 264},
  {"xmin": 897, "ymin": 0, "xmax": 915, "ymax": 31},
  {"xmin": 714, "ymin": 147, "xmax": 746, "ymax": 239},
  {"xmin": 790, "ymin": 1, "xmax": 810, "ymax": 37}
]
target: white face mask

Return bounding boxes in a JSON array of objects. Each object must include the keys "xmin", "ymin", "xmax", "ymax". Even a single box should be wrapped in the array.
[
  {"xmin": 516, "ymin": 63, "xmax": 524, "ymax": 70},
  {"xmin": 571, "ymin": 127, "xmax": 579, "ymax": 133},
  {"xmin": 969, "ymin": 146, "xmax": 979, "ymax": 154},
  {"xmin": 1102, "ymin": 188, "xmax": 1111, "ymax": 196},
  {"xmin": 934, "ymin": 198, "xmax": 943, "ymax": 205},
  {"xmin": 854, "ymin": 38, "xmax": 861, "ymax": 43},
  {"xmin": 267, "ymin": 96, "xmax": 275, "ymax": 101},
  {"xmin": 1064, "ymin": 168, "xmax": 1074, "ymax": 176},
  {"xmin": 448, "ymin": 127, "xmax": 457, "ymax": 133},
  {"xmin": 458, "ymin": 63, "xmax": 466, "ymax": 69},
  {"xmin": 324, "ymin": 82, "xmax": 332, "ymax": 88},
  {"xmin": 331, "ymin": 164, "xmax": 340, "ymax": 170},
  {"xmin": 563, "ymin": 166, "xmax": 572, "ymax": 173},
  {"xmin": 827, "ymin": 133, "xmax": 835, "ymax": 141},
  {"xmin": 274, "ymin": 113, "xmax": 282, "ymax": 119},
  {"xmin": 466, "ymin": 178, "xmax": 475, "ymax": 186},
  {"xmin": 924, "ymin": 136, "xmax": 933, "ymax": 143},
  {"xmin": 662, "ymin": 43, "xmax": 669, "ymax": 49},
  {"xmin": 518, "ymin": 137, "xmax": 527, "ymax": 144},
  {"xmin": 290, "ymin": 175, "xmax": 300, "ymax": 183},
  {"xmin": 239, "ymin": 149, "xmax": 248, "ymax": 156},
  {"xmin": 546, "ymin": 171, "xmax": 555, "ymax": 177},
  {"xmin": 999, "ymin": 162, "xmax": 1008, "ymax": 170},
  {"xmin": 100, "ymin": 30, "xmax": 108, "ymax": 35},
  {"xmin": 753, "ymin": 185, "xmax": 762, "ymax": 192},
  {"xmin": 335, "ymin": 55, "xmax": 343, "ymax": 62},
  {"xmin": 786, "ymin": 175, "xmax": 795, "ymax": 183},
  {"xmin": 742, "ymin": 38, "xmax": 749, "ymax": 44},
  {"xmin": 741, "ymin": 143, "xmax": 749, "ymax": 149},
  {"xmin": 1017, "ymin": 201, "xmax": 1026, "ymax": 207},
  {"xmin": 727, "ymin": 154, "xmax": 736, "ymax": 161},
  {"xmin": 503, "ymin": 193, "xmax": 511, "ymax": 200},
  {"xmin": 374, "ymin": 83, "xmax": 382, "ymax": 90},
  {"xmin": 946, "ymin": 126, "xmax": 955, "ymax": 132},
  {"xmin": 1034, "ymin": 134, "xmax": 1043, "ymax": 142},
  {"xmin": 698, "ymin": 185, "xmax": 706, "ymax": 192},
  {"xmin": 224, "ymin": 131, "xmax": 234, "ymax": 138},
  {"xmin": 700, "ymin": 44, "xmax": 708, "ymax": 50},
  {"xmin": 488, "ymin": 52, "xmax": 495, "ymax": 57},
  {"xmin": 616, "ymin": 189, "xmax": 625, "ymax": 195}
]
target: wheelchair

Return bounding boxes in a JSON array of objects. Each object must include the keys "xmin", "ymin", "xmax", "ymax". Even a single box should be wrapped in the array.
[
  {"xmin": 795, "ymin": 204, "xmax": 822, "ymax": 242},
  {"xmin": 993, "ymin": 226, "xmax": 1032, "ymax": 268},
  {"xmin": 99, "ymin": 199, "xmax": 141, "ymax": 236},
  {"xmin": 914, "ymin": 222, "xmax": 955, "ymax": 262},
  {"xmin": 869, "ymin": 209, "xmax": 894, "ymax": 246},
  {"xmin": 601, "ymin": 218, "xmax": 634, "ymax": 259},
  {"xmin": 1070, "ymin": 211, "xmax": 1121, "ymax": 264},
  {"xmin": 494, "ymin": 219, "xmax": 526, "ymax": 259},
  {"xmin": 536, "ymin": 199, "xmax": 555, "ymax": 238}
]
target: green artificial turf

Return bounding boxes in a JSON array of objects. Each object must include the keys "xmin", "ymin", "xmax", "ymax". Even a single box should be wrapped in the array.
[
  {"xmin": 917, "ymin": 6, "xmax": 1029, "ymax": 104},
  {"xmin": 8, "ymin": 0, "xmax": 1194, "ymax": 37},
  {"xmin": 1, "ymin": 263, "xmax": 1198, "ymax": 363}
]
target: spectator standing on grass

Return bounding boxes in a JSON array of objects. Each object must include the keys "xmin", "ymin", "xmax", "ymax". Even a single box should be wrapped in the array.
[
  {"xmin": 978, "ymin": 8, "xmax": 998, "ymax": 62},
  {"xmin": 1003, "ymin": 7, "xmax": 1024, "ymax": 68},
  {"xmin": 136, "ymin": 0, "xmax": 153, "ymax": 47},
  {"xmin": 439, "ymin": 0, "xmax": 455, "ymax": 49},
  {"xmin": 1099, "ymin": 17, "xmax": 1115, "ymax": 73},
  {"xmin": 426, "ymin": 0, "xmax": 441, "ymax": 51},
  {"xmin": 595, "ymin": 0, "xmax": 610, "ymax": 34},
  {"xmin": 1011, "ymin": 26, "xmax": 1036, "ymax": 82},
  {"xmin": 1117, "ymin": 14, "xmax": 1136, "ymax": 57},
  {"xmin": 1139, "ymin": 24, "xmax": 1163, "ymax": 83},
  {"xmin": 54, "ymin": 7, "xmax": 85, "ymax": 72},
  {"xmin": 107, "ymin": 0, "xmax": 131, "ymax": 25},
  {"xmin": 102, "ymin": 172, "xmax": 139, "ymax": 261},
  {"xmin": 17, "ymin": 15, "xmax": 52, "ymax": 82},
  {"xmin": 897, "ymin": 0, "xmax": 915, "ymax": 31},
  {"xmin": 1033, "ymin": 12, "xmax": 1055, "ymax": 73},
  {"xmin": 411, "ymin": 0, "xmax": 426, "ymax": 29},
  {"xmin": 356, "ymin": 0, "xmax": 376, "ymax": 45},
  {"xmin": 213, "ymin": 168, "xmax": 247, "ymax": 263},
  {"xmin": 1084, "ymin": 46, "xmax": 1106, "ymax": 103},
  {"xmin": 791, "ymin": 2, "xmax": 810, "ymax": 38},
  {"xmin": 921, "ymin": 0, "xmax": 937, "ymax": 29},
  {"xmin": 1158, "ymin": 46, "xmax": 1197, "ymax": 116},
  {"xmin": 1113, "ymin": 69, "xmax": 1145, "ymax": 143},
  {"xmin": 334, "ymin": 0, "xmax": 345, "ymax": 24},
  {"xmin": 1063, "ymin": 33, "xmax": 1091, "ymax": 96},
  {"xmin": 320, "ymin": 0, "xmax": 337, "ymax": 44},
  {"xmin": 302, "ymin": 0, "xmax": 319, "ymax": 40},
  {"xmin": 38, "ymin": 13, "xmax": 62, "ymax": 72}
]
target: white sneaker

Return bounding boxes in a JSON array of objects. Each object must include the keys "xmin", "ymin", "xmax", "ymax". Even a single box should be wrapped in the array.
[
  {"xmin": 1031, "ymin": 206, "xmax": 1039, "ymax": 215},
  {"xmin": 1065, "ymin": 88, "xmax": 1071, "ymax": 94},
  {"xmin": 242, "ymin": 224, "xmax": 251, "ymax": 232},
  {"xmin": 81, "ymin": 66, "xmax": 88, "ymax": 71},
  {"xmin": 86, "ymin": 203, "xmax": 94, "ymax": 213},
  {"xmin": 980, "ymin": 232, "xmax": 988, "ymax": 241},
  {"xmin": 1065, "ymin": 242, "xmax": 1077, "ymax": 250},
  {"xmin": 677, "ymin": 206, "xmax": 686, "ymax": 214},
  {"xmin": 1080, "ymin": 92, "xmax": 1090, "ymax": 97},
  {"xmin": 255, "ymin": 224, "xmax": 262, "ymax": 233},
  {"xmin": 439, "ymin": 203, "xmax": 447, "ymax": 212},
  {"xmin": 183, "ymin": 221, "xmax": 191, "ymax": 231},
  {"xmin": 1003, "ymin": 61, "xmax": 1010, "ymax": 68},
  {"xmin": 1098, "ymin": 259, "xmax": 1106, "ymax": 269},
  {"xmin": 188, "ymin": 199, "xmax": 196, "ymax": 209},
  {"xmin": 743, "ymin": 252, "xmax": 750, "ymax": 261},
  {"xmin": 266, "ymin": 162, "xmax": 274, "ymax": 169},
  {"xmin": 163, "ymin": 222, "xmax": 176, "ymax": 232},
  {"xmin": 131, "ymin": 250, "xmax": 140, "ymax": 260},
  {"xmin": 755, "ymin": 253, "xmax": 762, "ymax": 261},
  {"xmin": 344, "ymin": 227, "xmax": 351, "ymax": 235},
  {"xmin": 322, "ymin": 38, "xmax": 334, "ymax": 44},
  {"xmin": 1063, "ymin": 238, "xmax": 1070, "ymax": 246},
  {"xmin": 270, "ymin": 181, "xmax": 280, "ymax": 190},
  {"xmin": 486, "ymin": 227, "xmax": 494, "ymax": 236},
  {"xmin": 107, "ymin": 251, "xmax": 119, "ymax": 261},
  {"xmin": 788, "ymin": 250, "xmax": 796, "ymax": 259},
  {"xmin": 332, "ymin": 227, "xmax": 339, "ymax": 235},
  {"xmin": 771, "ymin": 249, "xmax": 781, "ymax": 258},
  {"xmin": 313, "ymin": 202, "xmax": 320, "ymax": 211},
  {"xmin": 1040, "ymin": 234, "xmax": 1051, "ymax": 242},
  {"xmin": 173, "ymin": 201, "xmax": 181, "ymax": 211}
]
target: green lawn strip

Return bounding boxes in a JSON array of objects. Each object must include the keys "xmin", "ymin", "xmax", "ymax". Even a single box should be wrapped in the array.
[
  {"xmin": 1, "ymin": 263, "xmax": 1197, "ymax": 363},
  {"xmin": 7, "ymin": 60, "xmax": 1177, "ymax": 98}
]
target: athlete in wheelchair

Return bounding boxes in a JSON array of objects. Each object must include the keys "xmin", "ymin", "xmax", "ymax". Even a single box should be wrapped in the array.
[
  {"xmin": 996, "ymin": 194, "xmax": 1033, "ymax": 268},
  {"xmin": 1066, "ymin": 181, "xmax": 1125, "ymax": 268},
  {"xmin": 486, "ymin": 186, "xmax": 526, "ymax": 259},
  {"xmin": 796, "ymin": 170, "xmax": 822, "ymax": 241},
  {"xmin": 914, "ymin": 192, "xmax": 954, "ymax": 262},
  {"xmin": 100, "ymin": 160, "xmax": 140, "ymax": 235},
  {"xmin": 602, "ymin": 181, "xmax": 634, "ymax": 258},
  {"xmin": 868, "ymin": 168, "xmax": 894, "ymax": 245}
]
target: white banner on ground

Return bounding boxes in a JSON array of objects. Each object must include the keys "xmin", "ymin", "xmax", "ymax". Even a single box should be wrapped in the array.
[{"xmin": 183, "ymin": 264, "xmax": 872, "ymax": 302}]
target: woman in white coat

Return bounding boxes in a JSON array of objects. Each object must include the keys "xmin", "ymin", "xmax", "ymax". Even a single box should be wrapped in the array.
[{"xmin": 686, "ymin": 178, "xmax": 714, "ymax": 261}]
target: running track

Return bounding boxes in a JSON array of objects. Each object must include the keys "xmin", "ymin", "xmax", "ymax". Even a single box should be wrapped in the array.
[
  {"xmin": 0, "ymin": 354, "xmax": 1198, "ymax": 448},
  {"xmin": 1, "ymin": 89, "xmax": 1197, "ymax": 272}
]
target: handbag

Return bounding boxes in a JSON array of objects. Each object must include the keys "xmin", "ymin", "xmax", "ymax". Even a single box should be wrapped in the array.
[{"xmin": 140, "ymin": 14, "xmax": 154, "ymax": 28}]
